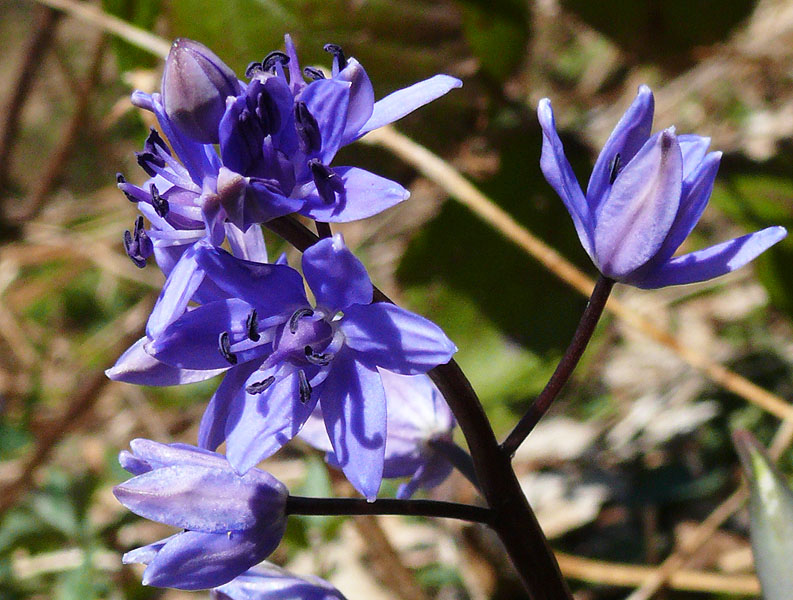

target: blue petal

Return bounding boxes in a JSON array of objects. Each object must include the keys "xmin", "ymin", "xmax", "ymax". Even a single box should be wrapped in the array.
[
  {"xmin": 593, "ymin": 129, "xmax": 682, "ymax": 279},
  {"xmin": 587, "ymin": 85, "xmax": 654, "ymax": 212},
  {"xmin": 634, "ymin": 226, "xmax": 787, "ymax": 288},
  {"xmin": 213, "ymin": 563, "xmax": 347, "ymax": 600},
  {"xmin": 319, "ymin": 350, "xmax": 386, "ymax": 500},
  {"xmin": 354, "ymin": 75, "xmax": 462, "ymax": 140},
  {"xmin": 337, "ymin": 58, "xmax": 375, "ymax": 142},
  {"xmin": 678, "ymin": 134, "xmax": 711, "ymax": 179},
  {"xmin": 297, "ymin": 167, "xmax": 409, "ymax": 223},
  {"xmin": 199, "ymin": 361, "xmax": 261, "ymax": 451},
  {"xmin": 113, "ymin": 464, "xmax": 285, "ymax": 532},
  {"xmin": 106, "ymin": 337, "xmax": 227, "ymax": 386},
  {"xmin": 299, "ymin": 78, "xmax": 351, "ymax": 164},
  {"xmin": 195, "ymin": 245, "xmax": 308, "ymax": 317},
  {"xmin": 147, "ymin": 298, "xmax": 260, "ymax": 370},
  {"xmin": 302, "ymin": 233, "xmax": 372, "ymax": 310},
  {"xmin": 225, "ymin": 367, "xmax": 320, "ymax": 474},
  {"xmin": 142, "ymin": 528, "xmax": 283, "ymax": 590},
  {"xmin": 122, "ymin": 535, "xmax": 175, "ymax": 566},
  {"xmin": 146, "ymin": 243, "xmax": 207, "ymax": 339},
  {"xmin": 128, "ymin": 438, "xmax": 226, "ymax": 470},
  {"xmin": 225, "ymin": 222, "xmax": 268, "ymax": 263},
  {"xmin": 340, "ymin": 303, "xmax": 457, "ymax": 374},
  {"xmin": 537, "ymin": 98, "xmax": 594, "ymax": 258},
  {"xmin": 219, "ymin": 89, "xmax": 265, "ymax": 175}
]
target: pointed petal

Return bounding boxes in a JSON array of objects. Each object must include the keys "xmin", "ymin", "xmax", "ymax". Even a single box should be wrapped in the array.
[
  {"xmin": 631, "ymin": 151, "xmax": 721, "ymax": 275},
  {"xmin": 146, "ymin": 244, "xmax": 207, "ymax": 339},
  {"xmin": 214, "ymin": 563, "xmax": 347, "ymax": 600},
  {"xmin": 337, "ymin": 58, "xmax": 375, "ymax": 141},
  {"xmin": 195, "ymin": 245, "xmax": 308, "ymax": 316},
  {"xmin": 225, "ymin": 368, "xmax": 319, "ymax": 474},
  {"xmin": 128, "ymin": 438, "xmax": 226, "ymax": 470},
  {"xmin": 299, "ymin": 78, "xmax": 351, "ymax": 163},
  {"xmin": 297, "ymin": 167, "xmax": 409, "ymax": 222},
  {"xmin": 537, "ymin": 98, "xmax": 594, "ymax": 257},
  {"xmin": 594, "ymin": 129, "xmax": 683, "ymax": 279},
  {"xmin": 587, "ymin": 85, "xmax": 654, "ymax": 211},
  {"xmin": 199, "ymin": 361, "xmax": 260, "ymax": 451},
  {"xmin": 225, "ymin": 222, "xmax": 268, "ymax": 263},
  {"xmin": 113, "ymin": 464, "xmax": 285, "ymax": 532},
  {"xmin": 320, "ymin": 351, "xmax": 386, "ymax": 500},
  {"xmin": 297, "ymin": 408, "xmax": 334, "ymax": 453},
  {"xmin": 142, "ymin": 528, "xmax": 283, "ymax": 590},
  {"xmin": 122, "ymin": 535, "xmax": 176, "ymax": 565},
  {"xmin": 340, "ymin": 303, "xmax": 457, "ymax": 374},
  {"xmin": 106, "ymin": 337, "xmax": 227, "ymax": 386},
  {"xmin": 634, "ymin": 226, "xmax": 787, "ymax": 288},
  {"xmin": 678, "ymin": 134, "xmax": 711, "ymax": 179},
  {"xmin": 147, "ymin": 298, "xmax": 257, "ymax": 370},
  {"xmin": 302, "ymin": 233, "xmax": 372, "ymax": 309},
  {"xmin": 355, "ymin": 75, "xmax": 462, "ymax": 139}
]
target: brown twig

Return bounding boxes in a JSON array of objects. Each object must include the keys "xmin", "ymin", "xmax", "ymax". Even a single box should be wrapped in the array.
[{"xmin": 0, "ymin": 5, "xmax": 61, "ymax": 192}]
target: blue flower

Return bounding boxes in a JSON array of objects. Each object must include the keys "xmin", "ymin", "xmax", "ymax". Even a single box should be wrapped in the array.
[
  {"xmin": 211, "ymin": 563, "xmax": 347, "ymax": 600},
  {"xmin": 538, "ymin": 85, "xmax": 786, "ymax": 288},
  {"xmin": 134, "ymin": 234, "xmax": 456, "ymax": 499},
  {"xmin": 216, "ymin": 35, "xmax": 462, "ymax": 228},
  {"xmin": 114, "ymin": 439, "xmax": 288, "ymax": 590},
  {"xmin": 300, "ymin": 370, "xmax": 456, "ymax": 499}
]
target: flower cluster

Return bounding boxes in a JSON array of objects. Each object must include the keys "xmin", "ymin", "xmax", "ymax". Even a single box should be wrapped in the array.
[
  {"xmin": 109, "ymin": 32, "xmax": 786, "ymax": 598},
  {"xmin": 110, "ymin": 35, "xmax": 462, "ymax": 592}
]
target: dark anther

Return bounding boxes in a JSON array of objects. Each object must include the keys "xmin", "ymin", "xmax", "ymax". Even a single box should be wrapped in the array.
[
  {"xmin": 305, "ymin": 345, "xmax": 332, "ymax": 366},
  {"xmin": 294, "ymin": 101, "xmax": 322, "ymax": 154},
  {"xmin": 303, "ymin": 66, "xmax": 326, "ymax": 81},
  {"xmin": 309, "ymin": 159, "xmax": 344, "ymax": 204},
  {"xmin": 144, "ymin": 127, "xmax": 170, "ymax": 156},
  {"xmin": 262, "ymin": 50, "xmax": 290, "ymax": 72},
  {"xmin": 609, "ymin": 153, "xmax": 622, "ymax": 185},
  {"xmin": 246, "ymin": 376, "xmax": 275, "ymax": 395},
  {"xmin": 246, "ymin": 309, "xmax": 260, "ymax": 342},
  {"xmin": 116, "ymin": 173, "xmax": 136, "ymax": 202},
  {"xmin": 116, "ymin": 173, "xmax": 126, "ymax": 184},
  {"xmin": 245, "ymin": 61, "xmax": 263, "ymax": 79},
  {"xmin": 150, "ymin": 184, "xmax": 169, "ymax": 218},
  {"xmin": 298, "ymin": 370, "xmax": 312, "ymax": 403},
  {"xmin": 289, "ymin": 307, "xmax": 315, "ymax": 333},
  {"xmin": 135, "ymin": 151, "xmax": 165, "ymax": 177},
  {"xmin": 123, "ymin": 216, "xmax": 152, "ymax": 269},
  {"xmin": 218, "ymin": 331, "xmax": 238, "ymax": 365},
  {"xmin": 323, "ymin": 43, "xmax": 347, "ymax": 70},
  {"xmin": 255, "ymin": 88, "xmax": 281, "ymax": 136}
]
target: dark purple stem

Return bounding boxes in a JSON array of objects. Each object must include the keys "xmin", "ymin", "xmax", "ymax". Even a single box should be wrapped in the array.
[
  {"xmin": 286, "ymin": 495, "xmax": 492, "ymax": 524},
  {"xmin": 315, "ymin": 221, "xmax": 332, "ymax": 238},
  {"xmin": 501, "ymin": 275, "xmax": 613, "ymax": 457},
  {"xmin": 267, "ymin": 216, "xmax": 573, "ymax": 600}
]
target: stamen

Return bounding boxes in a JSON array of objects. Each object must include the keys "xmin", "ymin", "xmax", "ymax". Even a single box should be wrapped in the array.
[
  {"xmin": 294, "ymin": 101, "xmax": 322, "ymax": 154},
  {"xmin": 245, "ymin": 61, "xmax": 263, "ymax": 79},
  {"xmin": 304, "ymin": 345, "xmax": 333, "ymax": 366},
  {"xmin": 218, "ymin": 331, "xmax": 238, "ymax": 365},
  {"xmin": 122, "ymin": 216, "xmax": 152, "ymax": 269},
  {"xmin": 609, "ymin": 153, "xmax": 622, "ymax": 185},
  {"xmin": 246, "ymin": 376, "xmax": 275, "ymax": 395},
  {"xmin": 262, "ymin": 50, "xmax": 290, "ymax": 72},
  {"xmin": 298, "ymin": 370, "xmax": 312, "ymax": 403},
  {"xmin": 144, "ymin": 127, "xmax": 170, "ymax": 156},
  {"xmin": 255, "ymin": 89, "xmax": 281, "ymax": 136},
  {"xmin": 246, "ymin": 309, "xmax": 260, "ymax": 342},
  {"xmin": 303, "ymin": 66, "xmax": 326, "ymax": 81},
  {"xmin": 289, "ymin": 307, "xmax": 314, "ymax": 333},
  {"xmin": 116, "ymin": 173, "xmax": 136, "ymax": 203},
  {"xmin": 309, "ymin": 159, "xmax": 344, "ymax": 204},
  {"xmin": 150, "ymin": 184, "xmax": 169, "ymax": 218},
  {"xmin": 323, "ymin": 43, "xmax": 347, "ymax": 70},
  {"xmin": 116, "ymin": 173, "xmax": 126, "ymax": 184},
  {"xmin": 135, "ymin": 151, "xmax": 165, "ymax": 177}
]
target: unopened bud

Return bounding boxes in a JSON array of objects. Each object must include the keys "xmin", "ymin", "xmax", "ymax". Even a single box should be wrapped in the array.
[{"xmin": 162, "ymin": 38, "xmax": 241, "ymax": 144}]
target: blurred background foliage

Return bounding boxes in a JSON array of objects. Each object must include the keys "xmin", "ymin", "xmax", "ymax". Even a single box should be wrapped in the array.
[{"xmin": 2, "ymin": 0, "xmax": 793, "ymax": 598}]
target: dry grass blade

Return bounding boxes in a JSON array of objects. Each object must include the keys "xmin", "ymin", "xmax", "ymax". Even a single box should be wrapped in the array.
[{"xmin": 361, "ymin": 126, "xmax": 793, "ymax": 422}]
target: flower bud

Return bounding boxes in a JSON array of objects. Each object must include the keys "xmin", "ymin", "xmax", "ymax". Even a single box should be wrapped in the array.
[{"xmin": 162, "ymin": 38, "xmax": 241, "ymax": 144}]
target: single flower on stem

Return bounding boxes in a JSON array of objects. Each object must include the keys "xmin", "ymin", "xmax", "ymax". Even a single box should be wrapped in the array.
[
  {"xmin": 538, "ymin": 85, "xmax": 786, "ymax": 288},
  {"xmin": 114, "ymin": 439, "xmax": 288, "ymax": 590}
]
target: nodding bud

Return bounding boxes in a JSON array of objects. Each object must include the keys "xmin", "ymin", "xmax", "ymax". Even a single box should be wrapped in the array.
[{"xmin": 162, "ymin": 38, "xmax": 241, "ymax": 144}]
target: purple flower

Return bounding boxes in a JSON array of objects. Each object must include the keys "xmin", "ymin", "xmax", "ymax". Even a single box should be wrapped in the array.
[
  {"xmin": 139, "ymin": 234, "xmax": 456, "ymax": 499},
  {"xmin": 115, "ymin": 439, "xmax": 288, "ymax": 590},
  {"xmin": 300, "ymin": 370, "xmax": 456, "ymax": 499},
  {"xmin": 538, "ymin": 85, "xmax": 786, "ymax": 288},
  {"xmin": 216, "ymin": 35, "xmax": 462, "ymax": 228},
  {"xmin": 211, "ymin": 564, "xmax": 347, "ymax": 600}
]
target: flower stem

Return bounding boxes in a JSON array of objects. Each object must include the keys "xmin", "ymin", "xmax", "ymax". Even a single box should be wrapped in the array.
[
  {"xmin": 315, "ymin": 221, "xmax": 332, "ymax": 238},
  {"xmin": 501, "ymin": 275, "xmax": 614, "ymax": 457},
  {"xmin": 286, "ymin": 495, "xmax": 493, "ymax": 524},
  {"xmin": 268, "ymin": 216, "xmax": 574, "ymax": 600}
]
